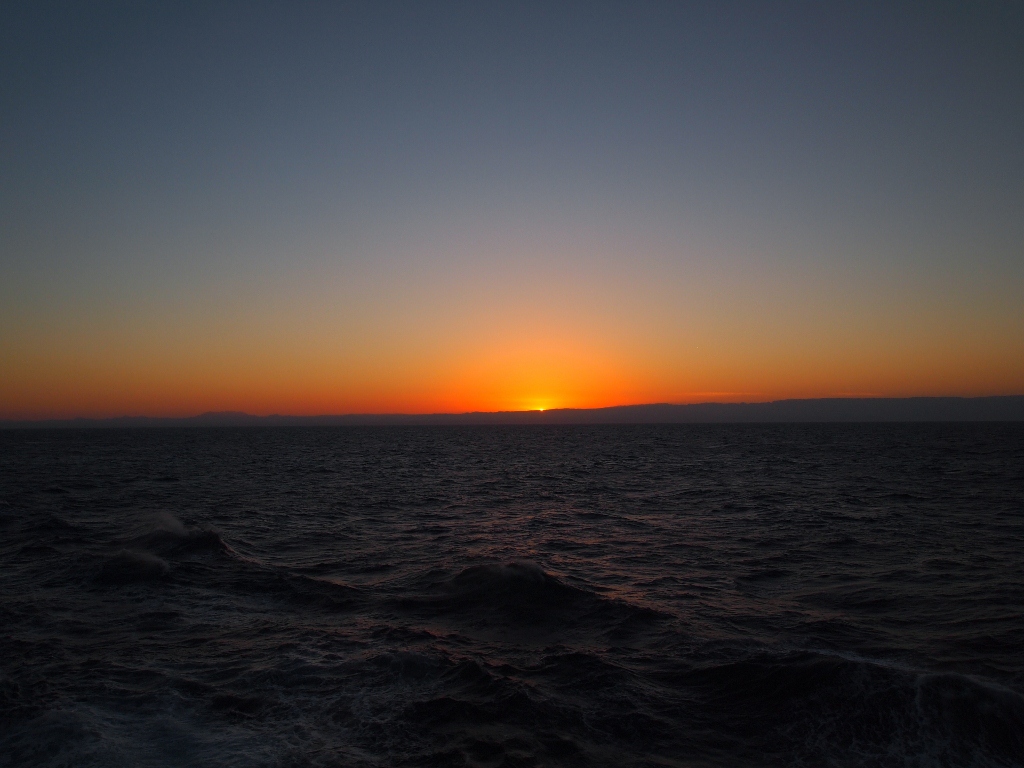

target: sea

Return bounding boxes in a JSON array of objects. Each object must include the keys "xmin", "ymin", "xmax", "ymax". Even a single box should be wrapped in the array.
[{"xmin": 1, "ymin": 424, "xmax": 1022, "ymax": 767}]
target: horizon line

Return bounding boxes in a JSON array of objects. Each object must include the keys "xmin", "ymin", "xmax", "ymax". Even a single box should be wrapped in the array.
[{"xmin": 3, "ymin": 395, "xmax": 1024, "ymax": 427}]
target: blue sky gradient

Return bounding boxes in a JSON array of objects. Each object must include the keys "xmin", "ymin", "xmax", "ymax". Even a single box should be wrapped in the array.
[{"xmin": 2, "ymin": 2, "xmax": 1022, "ymax": 416}]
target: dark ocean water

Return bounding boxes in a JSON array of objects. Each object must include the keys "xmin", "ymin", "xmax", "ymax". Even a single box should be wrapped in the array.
[{"xmin": 1, "ymin": 424, "xmax": 1022, "ymax": 768}]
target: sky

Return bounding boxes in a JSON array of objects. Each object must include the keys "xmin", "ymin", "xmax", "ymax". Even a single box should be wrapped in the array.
[{"xmin": 2, "ymin": 1, "xmax": 1022, "ymax": 418}]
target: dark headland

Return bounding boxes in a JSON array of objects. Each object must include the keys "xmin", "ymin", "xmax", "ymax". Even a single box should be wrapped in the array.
[{"xmin": 3, "ymin": 396, "xmax": 1023, "ymax": 428}]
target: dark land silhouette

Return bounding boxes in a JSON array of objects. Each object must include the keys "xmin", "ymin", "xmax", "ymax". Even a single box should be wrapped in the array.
[{"xmin": 4, "ymin": 396, "xmax": 1023, "ymax": 428}]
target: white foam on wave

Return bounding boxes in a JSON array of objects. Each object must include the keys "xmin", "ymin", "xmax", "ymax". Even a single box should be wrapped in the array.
[{"xmin": 151, "ymin": 512, "xmax": 187, "ymax": 537}]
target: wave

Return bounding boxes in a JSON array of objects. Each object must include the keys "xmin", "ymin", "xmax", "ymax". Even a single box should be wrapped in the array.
[
  {"xmin": 89, "ymin": 514, "xmax": 234, "ymax": 588},
  {"xmin": 392, "ymin": 561, "xmax": 667, "ymax": 638},
  {"xmin": 354, "ymin": 649, "xmax": 600, "ymax": 765},
  {"xmin": 131, "ymin": 514, "xmax": 233, "ymax": 557},
  {"xmin": 446, "ymin": 561, "xmax": 585, "ymax": 610},
  {"xmin": 270, "ymin": 573, "xmax": 361, "ymax": 611}
]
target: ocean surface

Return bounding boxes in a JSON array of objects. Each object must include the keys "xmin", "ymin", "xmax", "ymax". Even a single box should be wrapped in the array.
[{"xmin": 1, "ymin": 424, "xmax": 1022, "ymax": 767}]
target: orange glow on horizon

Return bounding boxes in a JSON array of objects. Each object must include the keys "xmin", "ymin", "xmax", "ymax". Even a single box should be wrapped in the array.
[
  {"xmin": 2, "ymin": 278, "xmax": 1022, "ymax": 420},
  {"xmin": 2, "ymin": 4, "xmax": 1023, "ymax": 423},
  {"xmin": 3, "ymin": 337, "xmax": 1022, "ymax": 420}
]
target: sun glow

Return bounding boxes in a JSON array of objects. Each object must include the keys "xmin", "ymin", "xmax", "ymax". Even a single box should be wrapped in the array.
[{"xmin": 524, "ymin": 397, "xmax": 558, "ymax": 413}]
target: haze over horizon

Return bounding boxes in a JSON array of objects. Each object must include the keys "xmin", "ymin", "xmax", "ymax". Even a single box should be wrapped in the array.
[{"xmin": 3, "ymin": 2, "xmax": 1023, "ymax": 419}]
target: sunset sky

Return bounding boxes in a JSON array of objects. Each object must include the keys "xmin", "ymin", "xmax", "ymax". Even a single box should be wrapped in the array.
[{"xmin": 2, "ymin": 2, "xmax": 1022, "ymax": 418}]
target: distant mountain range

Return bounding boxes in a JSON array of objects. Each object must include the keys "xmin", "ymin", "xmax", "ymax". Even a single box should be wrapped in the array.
[{"xmin": 3, "ymin": 397, "xmax": 1023, "ymax": 428}]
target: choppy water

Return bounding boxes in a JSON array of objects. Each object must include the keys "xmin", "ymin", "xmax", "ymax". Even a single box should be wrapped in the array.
[{"xmin": 1, "ymin": 424, "xmax": 1022, "ymax": 767}]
